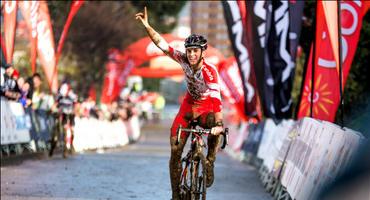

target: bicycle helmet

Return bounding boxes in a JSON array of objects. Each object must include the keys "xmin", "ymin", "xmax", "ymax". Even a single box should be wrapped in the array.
[{"xmin": 184, "ymin": 34, "xmax": 208, "ymax": 50}]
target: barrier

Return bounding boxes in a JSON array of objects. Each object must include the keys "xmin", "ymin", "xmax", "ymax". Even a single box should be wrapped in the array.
[
  {"xmin": 1, "ymin": 95, "xmax": 142, "ymax": 156},
  {"xmin": 260, "ymin": 119, "xmax": 295, "ymax": 174},
  {"xmin": 73, "ymin": 116, "xmax": 141, "ymax": 152},
  {"xmin": 124, "ymin": 116, "xmax": 141, "ymax": 142},
  {"xmin": 241, "ymin": 121, "xmax": 265, "ymax": 156},
  {"xmin": 1, "ymin": 98, "xmax": 31, "ymax": 145},
  {"xmin": 228, "ymin": 122, "xmax": 249, "ymax": 152},
  {"xmin": 225, "ymin": 117, "xmax": 364, "ymax": 200},
  {"xmin": 280, "ymin": 119, "xmax": 363, "ymax": 200}
]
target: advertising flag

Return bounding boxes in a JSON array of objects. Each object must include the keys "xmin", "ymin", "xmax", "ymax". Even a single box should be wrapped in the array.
[
  {"xmin": 19, "ymin": 1, "xmax": 40, "ymax": 73},
  {"xmin": 222, "ymin": 1, "xmax": 259, "ymax": 118},
  {"xmin": 56, "ymin": 0, "xmax": 84, "ymax": 65},
  {"xmin": 246, "ymin": 1, "xmax": 304, "ymax": 121},
  {"xmin": 219, "ymin": 57, "xmax": 247, "ymax": 121},
  {"xmin": 297, "ymin": 1, "xmax": 369, "ymax": 121},
  {"xmin": 3, "ymin": 0, "xmax": 18, "ymax": 63},
  {"xmin": 101, "ymin": 49, "xmax": 124, "ymax": 104},
  {"xmin": 36, "ymin": 1, "xmax": 58, "ymax": 93}
]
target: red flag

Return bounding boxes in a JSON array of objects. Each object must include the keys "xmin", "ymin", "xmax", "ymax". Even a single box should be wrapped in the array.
[
  {"xmin": 1, "ymin": 35, "xmax": 8, "ymax": 66},
  {"xmin": 100, "ymin": 49, "xmax": 122, "ymax": 104},
  {"xmin": 101, "ymin": 61, "xmax": 121, "ymax": 104},
  {"xmin": 56, "ymin": 0, "xmax": 84, "ymax": 66},
  {"xmin": 219, "ymin": 57, "xmax": 247, "ymax": 121},
  {"xmin": 88, "ymin": 84, "xmax": 97, "ymax": 102},
  {"xmin": 3, "ymin": 0, "xmax": 17, "ymax": 63},
  {"xmin": 298, "ymin": 1, "xmax": 369, "ymax": 121},
  {"xmin": 322, "ymin": 1, "xmax": 340, "ymax": 75},
  {"xmin": 37, "ymin": 1, "xmax": 58, "ymax": 93},
  {"xmin": 19, "ymin": 1, "xmax": 39, "ymax": 73}
]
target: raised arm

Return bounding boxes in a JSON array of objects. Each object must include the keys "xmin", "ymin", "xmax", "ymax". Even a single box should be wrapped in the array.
[{"xmin": 135, "ymin": 7, "xmax": 170, "ymax": 55}]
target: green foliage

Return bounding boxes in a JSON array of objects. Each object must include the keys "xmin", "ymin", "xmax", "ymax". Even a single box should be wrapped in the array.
[
  {"xmin": 338, "ymin": 11, "xmax": 370, "ymax": 132},
  {"xmin": 143, "ymin": 78, "xmax": 161, "ymax": 92},
  {"xmin": 298, "ymin": 1, "xmax": 316, "ymax": 57},
  {"xmin": 291, "ymin": 52, "xmax": 306, "ymax": 118},
  {"xmin": 130, "ymin": 1, "xmax": 187, "ymax": 33},
  {"xmin": 47, "ymin": 1, "xmax": 72, "ymax": 45}
]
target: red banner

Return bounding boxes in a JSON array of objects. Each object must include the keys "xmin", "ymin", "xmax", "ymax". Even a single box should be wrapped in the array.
[
  {"xmin": 56, "ymin": 0, "xmax": 84, "ymax": 66},
  {"xmin": 219, "ymin": 57, "xmax": 247, "ymax": 121},
  {"xmin": 1, "ymin": 35, "xmax": 7, "ymax": 67},
  {"xmin": 3, "ymin": 0, "xmax": 17, "ymax": 63},
  {"xmin": 101, "ymin": 34, "xmax": 225, "ymax": 104},
  {"xmin": 298, "ymin": 1, "xmax": 369, "ymax": 121},
  {"xmin": 88, "ymin": 84, "xmax": 97, "ymax": 101},
  {"xmin": 36, "ymin": 1, "xmax": 58, "ymax": 93},
  {"xmin": 101, "ymin": 49, "xmax": 124, "ymax": 104},
  {"xmin": 19, "ymin": 1, "xmax": 39, "ymax": 73}
]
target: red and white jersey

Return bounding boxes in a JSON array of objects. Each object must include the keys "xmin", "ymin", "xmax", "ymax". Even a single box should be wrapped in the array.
[{"xmin": 169, "ymin": 46, "xmax": 222, "ymax": 112}]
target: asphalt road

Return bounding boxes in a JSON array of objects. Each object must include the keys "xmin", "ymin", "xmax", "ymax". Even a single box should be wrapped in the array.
[{"xmin": 1, "ymin": 120, "xmax": 272, "ymax": 200}]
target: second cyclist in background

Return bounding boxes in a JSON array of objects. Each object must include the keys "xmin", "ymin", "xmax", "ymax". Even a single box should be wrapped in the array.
[{"xmin": 55, "ymin": 80, "xmax": 78, "ymax": 158}]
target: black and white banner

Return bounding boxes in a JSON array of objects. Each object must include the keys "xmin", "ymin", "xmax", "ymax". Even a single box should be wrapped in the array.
[
  {"xmin": 222, "ymin": 1, "xmax": 259, "ymax": 118},
  {"xmin": 246, "ymin": 1, "xmax": 304, "ymax": 121}
]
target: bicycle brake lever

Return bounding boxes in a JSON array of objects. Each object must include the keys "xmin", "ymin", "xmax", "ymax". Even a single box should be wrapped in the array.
[
  {"xmin": 175, "ymin": 125, "xmax": 182, "ymax": 145},
  {"xmin": 221, "ymin": 128, "xmax": 229, "ymax": 149}
]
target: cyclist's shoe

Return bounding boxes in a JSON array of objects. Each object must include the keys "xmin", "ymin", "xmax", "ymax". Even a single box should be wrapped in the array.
[
  {"xmin": 63, "ymin": 149, "xmax": 68, "ymax": 158},
  {"xmin": 205, "ymin": 160, "xmax": 214, "ymax": 187}
]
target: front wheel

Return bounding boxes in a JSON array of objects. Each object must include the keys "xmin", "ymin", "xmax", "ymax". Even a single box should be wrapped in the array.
[{"xmin": 191, "ymin": 153, "xmax": 207, "ymax": 200}]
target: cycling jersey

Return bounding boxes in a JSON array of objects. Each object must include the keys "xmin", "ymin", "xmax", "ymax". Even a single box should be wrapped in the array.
[
  {"xmin": 169, "ymin": 46, "xmax": 222, "ymax": 113},
  {"xmin": 168, "ymin": 46, "xmax": 222, "ymax": 138},
  {"xmin": 57, "ymin": 91, "xmax": 77, "ymax": 115}
]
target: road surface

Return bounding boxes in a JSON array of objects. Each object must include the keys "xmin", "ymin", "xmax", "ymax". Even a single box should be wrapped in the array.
[{"xmin": 1, "ymin": 120, "xmax": 272, "ymax": 200}]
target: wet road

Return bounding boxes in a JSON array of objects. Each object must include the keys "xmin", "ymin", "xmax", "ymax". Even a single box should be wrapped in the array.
[{"xmin": 1, "ymin": 120, "xmax": 272, "ymax": 200}]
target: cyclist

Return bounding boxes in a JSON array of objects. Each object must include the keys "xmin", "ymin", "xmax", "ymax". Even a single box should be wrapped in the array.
[
  {"xmin": 54, "ymin": 81, "xmax": 78, "ymax": 158},
  {"xmin": 136, "ymin": 7, "xmax": 224, "ymax": 200}
]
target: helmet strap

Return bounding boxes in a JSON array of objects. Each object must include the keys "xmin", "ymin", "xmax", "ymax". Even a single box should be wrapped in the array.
[{"xmin": 194, "ymin": 49, "xmax": 204, "ymax": 69}]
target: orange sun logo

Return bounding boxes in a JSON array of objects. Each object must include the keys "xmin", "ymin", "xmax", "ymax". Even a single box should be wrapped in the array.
[{"xmin": 299, "ymin": 74, "xmax": 334, "ymax": 117}]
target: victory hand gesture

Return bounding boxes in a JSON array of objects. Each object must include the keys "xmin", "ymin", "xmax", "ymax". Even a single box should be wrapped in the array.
[{"xmin": 135, "ymin": 6, "xmax": 149, "ymax": 27}]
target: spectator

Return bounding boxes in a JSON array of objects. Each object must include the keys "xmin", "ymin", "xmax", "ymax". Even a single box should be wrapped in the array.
[
  {"xmin": 17, "ymin": 76, "xmax": 25, "ymax": 89},
  {"xmin": 0, "ymin": 63, "xmax": 21, "ymax": 101},
  {"xmin": 18, "ymin": 78, "xmax": 33, "ymax": 108},
  {"xmin": 30, "ymin": 73, "xmax": 43, "ymax": 109},
  {"xmin": 153, "ymin": 94, "xmax": 166, "ymax": 122}
]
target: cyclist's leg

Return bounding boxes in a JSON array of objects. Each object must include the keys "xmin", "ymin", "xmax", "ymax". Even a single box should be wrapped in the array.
[
  {"xmin": 169, "ymin": 99, "xmax": 192, "ymax": 200},
  {"xmin": 61, "ymin": 113, "xmax": 68, "ymax": 158},
  {"xmin": 204, "ymin": 135, "xmax": 221, "ymax": 187},
  {"xmin": 205, "ymin": 112, "xmax": 221, "ymax": 188},
  {"xmin": 49, "ymin": 114, "xmax": 59, "ymax": 157},
  {"xmin": 69, "ymin": 114, "xmax": 76, "ymax": 154}
]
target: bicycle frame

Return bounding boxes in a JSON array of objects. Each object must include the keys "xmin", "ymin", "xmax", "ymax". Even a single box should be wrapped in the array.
[
  {"xmin": 176, "ymin": 121, "xmax": 228, "ymax": 200},
  {"xmin": 49, "ymin": 113, "xmax": 73, "ymax": 158}
]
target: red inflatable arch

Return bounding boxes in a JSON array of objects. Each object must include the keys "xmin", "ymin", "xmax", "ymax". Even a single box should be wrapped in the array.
[{"xmin": 101, "ymin": 34, "xmax": 225, "ymax": 103}]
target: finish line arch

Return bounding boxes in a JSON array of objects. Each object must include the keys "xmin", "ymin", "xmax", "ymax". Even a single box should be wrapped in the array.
[{"xmin": 101, "ymin": 34, "xmax": 225, "ymax": 103}]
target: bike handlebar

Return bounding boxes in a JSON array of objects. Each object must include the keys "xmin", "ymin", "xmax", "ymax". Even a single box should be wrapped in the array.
[{"xmin": 175, "ymin": 125, "xmax": 229, "ymax": 149}]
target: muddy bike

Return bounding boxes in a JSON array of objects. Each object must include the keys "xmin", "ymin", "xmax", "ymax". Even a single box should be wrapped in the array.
[
  {"xmin": 175, "ymin": 119, "xmax": 228, "ymax": 200},
  {"xmin": 49, "ymin": 112, "xmax": 74, "ymax": 158}
]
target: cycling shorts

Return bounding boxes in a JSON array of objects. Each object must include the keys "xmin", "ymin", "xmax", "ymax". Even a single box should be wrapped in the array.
[
  {"xmin": 171, "ymin": 93, "xmax": 217, "ymax": 139},
  {"xmin": 61, "ymin": 113, "xmax": 75, "ymax": 126}
]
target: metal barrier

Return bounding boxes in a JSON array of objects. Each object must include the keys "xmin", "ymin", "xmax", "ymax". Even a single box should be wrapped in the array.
[{"xmin": 1, "ymin": 97, "xmax": 140, "ymax": 157}]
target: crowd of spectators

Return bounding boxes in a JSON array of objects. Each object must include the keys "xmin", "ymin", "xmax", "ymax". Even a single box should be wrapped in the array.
[{"xmin": 1, "ymin": 62, "xmax": 166, "ymax": 155}]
